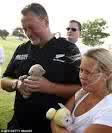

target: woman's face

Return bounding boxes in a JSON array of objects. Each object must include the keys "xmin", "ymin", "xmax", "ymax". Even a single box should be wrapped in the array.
[{"xmin": 79, "ymin": 56, "xmax": 106, "ymax": 92}]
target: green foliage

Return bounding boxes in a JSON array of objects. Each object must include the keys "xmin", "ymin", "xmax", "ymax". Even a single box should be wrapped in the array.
[
  {"xmin": 0, "ymin": 29, "xmax": 9, "ymax": 40},
  {"xmin": 0, "ymin": 36, "xmax": 24, "ymax": 74},
  {"xmin": 12, "ymin": 27, "xmax": 26, "ymax": 40},
  {"xmin": 81, "ymin": 18, "xmax": 110, "ymax": 46}
]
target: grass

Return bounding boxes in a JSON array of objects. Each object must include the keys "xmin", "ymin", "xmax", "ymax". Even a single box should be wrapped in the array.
[
  {"xmin": 0, "ymin": 36, "xmax": 24, "ymax": 74},
  {"xmin": 0, "ymin": 90, "xmax": 15, "ymax": 129},
  {"xmin": 0, "ymin": 36, "xmax": 24, "ymax": 130}
]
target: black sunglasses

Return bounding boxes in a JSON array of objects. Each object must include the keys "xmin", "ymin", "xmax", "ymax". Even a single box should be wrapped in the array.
[{"xmin": 66, "ymin": 27, "xmax": 77, "ymax": 32}]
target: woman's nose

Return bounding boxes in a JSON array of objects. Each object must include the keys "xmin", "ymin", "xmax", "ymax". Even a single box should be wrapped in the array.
[{"xmin": 80, "ymin": 72, "xmax": 87, "ymax": 80}]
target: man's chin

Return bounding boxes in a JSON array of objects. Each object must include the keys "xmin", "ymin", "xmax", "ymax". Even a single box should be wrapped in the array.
[
  {"xmin": 31, "ymin": 40, "xmax": 40, "ymax": 45},
  {"xmin": 68, "ymin": 37, "xmax": 75, "ymax": 41}
]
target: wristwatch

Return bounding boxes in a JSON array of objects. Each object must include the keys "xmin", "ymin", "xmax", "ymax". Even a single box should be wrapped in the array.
[{"xmin": 11, "ymin": 80, "xmax": 18, "ymax": 90}]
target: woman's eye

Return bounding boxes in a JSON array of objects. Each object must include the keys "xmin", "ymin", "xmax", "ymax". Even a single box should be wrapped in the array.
[{"xmin": 80, "ymin": 68, "xmax": 83, "ymax": 72}]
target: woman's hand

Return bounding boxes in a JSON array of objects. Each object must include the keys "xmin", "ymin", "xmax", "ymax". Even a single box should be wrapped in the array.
[{"xmin": 51, "ymin": 120, "xmax": 70, "ymax": 133}]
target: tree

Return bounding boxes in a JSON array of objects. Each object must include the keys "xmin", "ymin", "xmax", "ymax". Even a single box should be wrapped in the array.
[
  {"xmin": 0, "ymin": 29, "xmax": 9, "ymax": 40},
  {"xmin": 12, "ymin": 27, "xmax": 26, "ymax": 40},
  {"xmin": 81, "ymin": 18, "xmax": 110, "ymax": 46}
]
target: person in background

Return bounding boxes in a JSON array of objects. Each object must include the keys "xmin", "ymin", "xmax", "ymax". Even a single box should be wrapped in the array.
[
  {"xmin": 1, "ymin": 3, "xmax": 81, "ymax": 133},
  {"xmin": 66, "ymin": 20, "xmax": 89, "ymax": 55},
  {"xmin": 0, "ymin": 47, "xmax": 4, "ymax": 77},
  {"xmin": 51, "ymin": 48, "xmax": 112, "ymax": 133}
]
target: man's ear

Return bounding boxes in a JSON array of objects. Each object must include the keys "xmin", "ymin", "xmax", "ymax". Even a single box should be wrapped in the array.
[{"xmin": 44, "ymin": 16, "xmax": 49, "ymax": 27}]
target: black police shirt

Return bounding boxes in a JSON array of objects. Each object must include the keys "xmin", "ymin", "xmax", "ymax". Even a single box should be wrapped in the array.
[{"xmin": 3, "ymin": 37, "xmax": 81, "ymax": 131}]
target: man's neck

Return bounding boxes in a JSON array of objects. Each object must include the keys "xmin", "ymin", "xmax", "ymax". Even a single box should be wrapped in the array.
[
  {"xmin": 67, "ymin": 38, "xmax": 77, "ymax": 44},
  {"xmin": 35, "ymin": 32, "xmax": 54, "ymax": 48}
]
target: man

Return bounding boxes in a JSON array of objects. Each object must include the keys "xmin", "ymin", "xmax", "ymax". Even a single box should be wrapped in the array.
[
  {"xmin": 66, "ymin": 20, "xmax": 81, "ymax": 44},
  {"xmin": 66, "ymin": 20, "xmax": 89, "ymax": 55},
  {"xmin": 1, "ymin": 3, "xmax": 81, "ymax": 133}
]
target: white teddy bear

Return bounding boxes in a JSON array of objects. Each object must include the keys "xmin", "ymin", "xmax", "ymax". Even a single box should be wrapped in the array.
[
  {"xmin": 27, "ymin": 64, "xmax": 46, "ymax": 80},
  {"xmin": 18, "ymin": 64, "xmax": 46, "ymax": 98}
]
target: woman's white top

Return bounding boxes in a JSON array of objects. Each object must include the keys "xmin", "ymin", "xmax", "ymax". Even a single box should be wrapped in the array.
[{"xmin": 71, "ymin": 93, "xmax": 112, "ymax": 133}]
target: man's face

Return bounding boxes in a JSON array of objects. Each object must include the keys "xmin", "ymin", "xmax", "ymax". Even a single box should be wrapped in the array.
[
  {"xmin": 21, "ymin": 11, "xmax": 47, "ymax": 45},
  {"xmin": 66, "ymin": 22, "xmax": 80, "ymax": 43}
]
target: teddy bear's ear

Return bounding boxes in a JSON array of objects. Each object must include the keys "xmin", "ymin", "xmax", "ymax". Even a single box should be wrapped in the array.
[
  {"xmin": 58, "ymin": 103, "xmax": 65, "ymax": 108},
  {"xmin": 40, "ymin": 68, "xmax": 46, "ymax": 75},
  {"xmin": 46, "ymin": 108, "xmax": 56, "ymax": 120},
  {"xmin": 28, "ymin": 68, "xmax": 33, "ymax": 75}
]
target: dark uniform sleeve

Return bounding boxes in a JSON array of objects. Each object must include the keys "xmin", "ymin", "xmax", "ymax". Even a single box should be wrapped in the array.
[
  {"xmin": 65, "ymin": 42, "xmax": 81, "ymax": 84},
  {"xmin": 3, "ymin": 45, "xmax": 21, "ymax": 78}
]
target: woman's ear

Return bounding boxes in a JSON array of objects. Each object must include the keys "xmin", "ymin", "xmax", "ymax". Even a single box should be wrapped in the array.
[
  {"xmin": 103, "ymin": 71, "xmax": 112, "ymax": 81},
  {"xmin": 107, "ymin": 72, "xmax": 112, "ymax": 80},
  {"xmin": 99, "ymin": 72, "xmax": 108, "ymax": 81}
]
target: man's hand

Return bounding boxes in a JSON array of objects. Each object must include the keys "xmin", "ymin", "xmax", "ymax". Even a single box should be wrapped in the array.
[
  {"xmin": 16, "ymin": 80, "xmax": 32, "ymax": 96},
  {"xmin": 19, "ymin": 75, "xmax": 28, "ymax": 81},
  {"xmin": 22, "ymin": 77, "xmax": 81, "ymax": 98},
  {"xmin": 22, "ymin": 77, "xmax": 52, "ymax": 93}
]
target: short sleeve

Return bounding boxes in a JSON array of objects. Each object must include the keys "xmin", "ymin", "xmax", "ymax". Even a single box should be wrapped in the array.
[
  {"xmin": 2, "ymin": 45, "xmax": 21, "ymax": 78},
  {"xmin": 93, "ymin": 107, "xmax": 112, "ymax": 127}
]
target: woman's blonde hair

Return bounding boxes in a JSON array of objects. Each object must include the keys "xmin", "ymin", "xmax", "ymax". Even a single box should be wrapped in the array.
[{"xmin": 84, "ymin": 48, "xmax": 112, "ymax": 93}]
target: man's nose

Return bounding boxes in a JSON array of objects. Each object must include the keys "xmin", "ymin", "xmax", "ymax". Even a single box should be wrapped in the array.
[{"xmin": 68, "ymin": 29, "xmax": 72, "ymax": 32}]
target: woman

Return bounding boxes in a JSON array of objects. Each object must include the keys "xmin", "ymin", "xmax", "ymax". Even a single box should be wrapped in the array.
[{"xmin": 51, "ymin": 48, "xmax": 112, "ymax": 133}]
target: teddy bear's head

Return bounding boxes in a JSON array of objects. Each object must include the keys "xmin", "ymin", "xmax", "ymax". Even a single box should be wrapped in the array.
[
  {"xmin": 46, "ymin": 107, "xmax": 73, "ymax": 127},
  {"xmin": 28, "ymin": 64, "xmax": 45, "ymax": 77}
]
